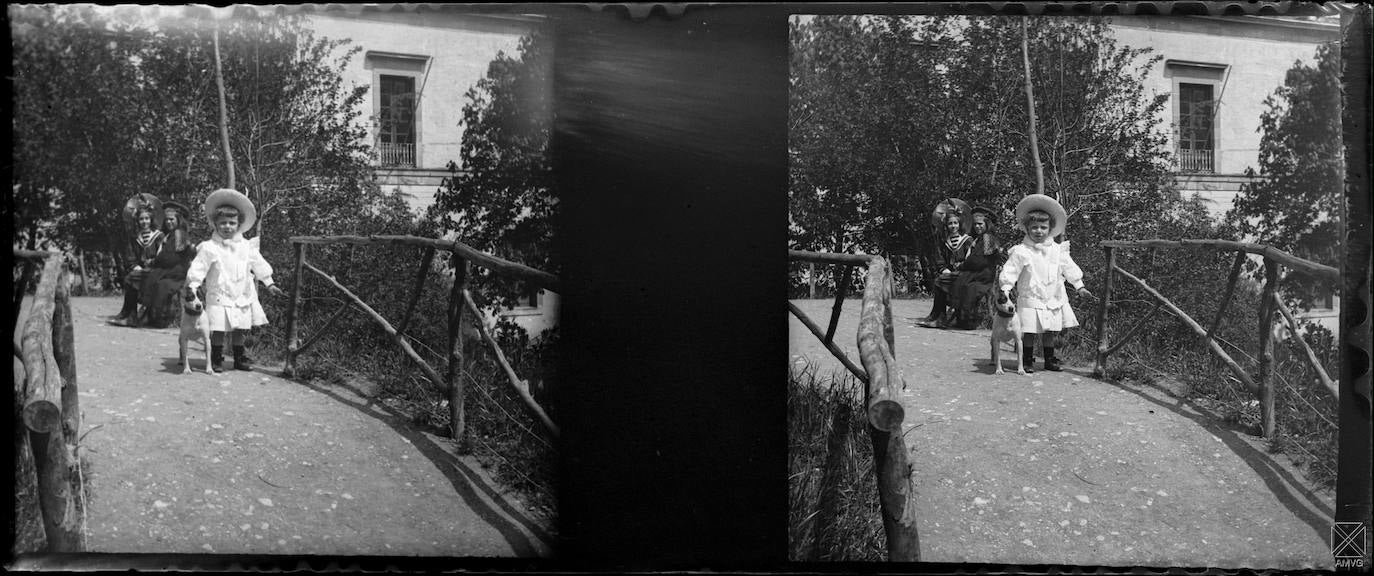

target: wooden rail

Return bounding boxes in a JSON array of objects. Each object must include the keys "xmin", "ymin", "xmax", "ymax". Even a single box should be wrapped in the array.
[
  {"xmin": 1099, "ymin": 239, "xmax": 1338, "ymax": 281},
  {"xmin": 788, "ymin": 249, "xmax": 918, "ymax": 561},
  {"xmin": 12, "ymin": 251, "xmax": 83, "ymax": 551},
  {"xmin": 1093, "ymin": 239, "xmax": 1339, "ymax": 439},
  {"xmin": 281, "ymin": 235, "xmax": 558, "ymax": 442}
]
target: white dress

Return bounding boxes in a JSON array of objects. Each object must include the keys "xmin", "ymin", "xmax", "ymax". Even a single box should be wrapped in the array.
[
  {"xmin": 998, "ymin": 238, "xmax": 1086, "ymax": 333},
  {"xmin": 186, "ymin": 234, "xmax": 275, "ymax": 331}
]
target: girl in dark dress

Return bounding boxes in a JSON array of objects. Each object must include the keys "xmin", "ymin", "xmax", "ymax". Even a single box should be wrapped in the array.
[
  {"xmin": 138, "ymin": 201, "xmax": 196, "ymax": 328},
  {"xmin": 113, "ymin": 207, "xmax": 165, "ymax": 326},
  {"xmin": 949, "ymin": 206, "xmax": 1004, "ymax": 330},
  {"xmin": 918, "ymin": 212, "xmax": 973, "ymax": 328}
]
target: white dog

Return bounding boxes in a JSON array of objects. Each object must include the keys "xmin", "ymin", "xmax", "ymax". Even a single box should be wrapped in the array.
[
  {"xmin": 179, "ymin": 285, "xmax": 215, "ymax": 375},
  {"xmin": 989, "ymin": 287, "xmax": 1025, "ymax": 375}
]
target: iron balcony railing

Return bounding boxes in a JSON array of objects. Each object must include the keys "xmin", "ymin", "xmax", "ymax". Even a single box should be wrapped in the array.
[
  {"xmin": 1177, "ymin": 148, "xmax": 1214, "ymax": 173},
  {"xmin": 377, "ymin": 142, "xmax": 416, "ymax": 168}
]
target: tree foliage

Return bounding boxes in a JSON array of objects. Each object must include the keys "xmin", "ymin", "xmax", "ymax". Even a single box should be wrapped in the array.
[
  {"xmin": 429, "ymin": 31, "xmax": 555, "ymax": 307},
  {"xmin": 1229, "ymin": 42, "xmax": 1342, "ymax": 309},
  {"xmin": 788, "ymin": 15, "xmax": 1177, "ymax": 266},
  {"xmin": 10, "ymin": 5, "xmax": 392, "ymax": 268}
]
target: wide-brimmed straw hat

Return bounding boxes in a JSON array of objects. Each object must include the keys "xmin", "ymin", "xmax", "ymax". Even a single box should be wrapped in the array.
[
  {"xmin": 970, "ymin": 205, "xmax": 998, "ymax": 225},
  {"xmin": 1014, "ymin": 193, "xmax": 1067, "ymax": 238},
  {"xmin": 203, "ymin": 188, "xmax": 256, "ymax": 233},
  {"xmin": 929, "ymin": 198, "xmax": 972, "ymax": 235},
  {"xmin": 122, "ymin": 193, "xmax": 165, "ymax": 230}
]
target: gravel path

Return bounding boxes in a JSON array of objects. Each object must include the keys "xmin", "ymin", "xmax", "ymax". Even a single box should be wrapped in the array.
[
  {"xmin": 60, "ymin": 296, "xmax": 552, "ymax": 557},
  {"xmin": 790, "ymin": 297, "xmax": 1335, "ymax": 570}
]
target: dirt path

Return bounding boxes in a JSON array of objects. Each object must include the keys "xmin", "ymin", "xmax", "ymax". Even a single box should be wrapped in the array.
[
  {"xmin": 53, "ymin": 296, "xmax": 552, "ymax": 557},
  {"xmin": 790, "ymin": 298, "xmax": 1335, "ymax": 570}
]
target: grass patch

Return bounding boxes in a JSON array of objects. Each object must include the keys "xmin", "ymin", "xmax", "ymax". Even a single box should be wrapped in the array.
[{"xmin": 788, "ymin": 361, "xmax": 883, "ymax": 562}]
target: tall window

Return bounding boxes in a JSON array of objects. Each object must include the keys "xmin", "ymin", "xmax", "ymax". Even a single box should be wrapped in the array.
[
  {"xmin": 378, "ymin": 74, "xmax": 417, "ymax": 167},
  {"xmin": 1177, "ymin": 82, "xmax": 1215, "ymax": 173}
]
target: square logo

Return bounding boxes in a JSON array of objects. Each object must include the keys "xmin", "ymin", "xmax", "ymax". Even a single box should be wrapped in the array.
[{"xmin": 1333, "ymin": 522, "xmax": 1367, "ymax": 560}]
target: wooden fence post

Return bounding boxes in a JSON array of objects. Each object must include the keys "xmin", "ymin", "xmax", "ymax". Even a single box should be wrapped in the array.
[
  {"xmin": 282, "ymin": 242, "xmax": 306, "ymax": 378},
  {"xmin": 20, "ymin": 256, "xmax": 82, "ymax": 551},
  {"xmin": 1093, "ymin": 246, "xmax": 1115, "ymax": 376},
  {"xmin": 1257, "ymin": 258, "xmax": 1280, "ymax": 438},
  {"xmin": 825, "ymin": 265, "xmax": 851, "ymax": 344},
  {"xmin": 53, "ymin": 271, "xmax": 79, "ymax": 445},
  {"xmin": 447, "ymin": 252, "xmax": 469, "ymax": 441}
]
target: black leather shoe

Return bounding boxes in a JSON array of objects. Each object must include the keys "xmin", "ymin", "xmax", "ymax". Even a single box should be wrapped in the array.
[
  {"xmin": 1044, "ymin": 358, "xmax": 1063, "ymax": 371},
  {"xmin": 233, "ymin": 346, "xmax": 252, "ymax": 371},
  {"xmin": 211, "ymin": 345, "xmax": 225, "ymax": 372}
]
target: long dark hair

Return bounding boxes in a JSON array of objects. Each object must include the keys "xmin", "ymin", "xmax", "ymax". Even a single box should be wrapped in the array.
[{"xmin": 162, "ymin": 207, "xmax": 191, "ymax": 251}]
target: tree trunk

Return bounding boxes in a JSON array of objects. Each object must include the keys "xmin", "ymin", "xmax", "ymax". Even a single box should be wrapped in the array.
[
  {"xmin": 1020, "ymin": 18, "xmax": 1045, "ymax": 198},
  {"xmin": 212, "ymin": 26, "xmax": 235, "ymax": 190}
]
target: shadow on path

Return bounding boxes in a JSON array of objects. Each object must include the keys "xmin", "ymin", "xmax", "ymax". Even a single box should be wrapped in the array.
[
  {"xmin": 289, "ymin": 375, "xmax": 555, "ymax": 556},
  {"xmin": 1066, "ymin": 367, "xmax": 1335, "ymax": 541}
]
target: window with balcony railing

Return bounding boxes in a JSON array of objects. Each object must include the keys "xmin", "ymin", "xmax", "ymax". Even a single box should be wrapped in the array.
[
  {"xmin": 1176, "ymin": 82, "xmax": 1215, "ymax": 173},
  {"xmin": 378, "ymin": 74, "xmax": 417, "ymax": 167}
]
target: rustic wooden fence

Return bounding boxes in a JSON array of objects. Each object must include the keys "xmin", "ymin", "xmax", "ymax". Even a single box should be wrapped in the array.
[
  {"xmin": 788, "ymin": 250, "xmax": 918, "ymax": 561},
  {"xmin": 1092, "ymin": 239, "xmax": 1341, "ymax": 439},
  {"xmin": 280, "ymin": 235, "xmax": 559, "ymax": 442},
  {"xmin": 11, "ymin": 250, "xmax": 84, "ymax": 551}
]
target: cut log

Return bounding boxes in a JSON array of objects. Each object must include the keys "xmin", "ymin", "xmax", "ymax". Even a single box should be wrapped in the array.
[
  {"xmin": 21, "ymin": 257, "xmax": 65, "ymax": 436},
  {"xmin": 1113, "ymin": 265, "xmax": 1259, "ymax": 396},
  {"xmin": 462, "ymin": 290, "xmax": 559, "ymax": 438},
  {"xmin": 857, "ymin": 258, "xmax": 903, "ymax": 432}
]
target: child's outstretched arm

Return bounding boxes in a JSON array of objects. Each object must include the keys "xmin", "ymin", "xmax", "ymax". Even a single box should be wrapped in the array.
[
  {"xmin": 185, "ymin": 242, "xmax": 213, "ymax": 291},
  {"xmin": 1059, "ymin": 246, "xmax": 1091, "ymax": 298},
  {"xmin": 998, "ymin": 246, "xmax": 1025, "ymax": 292},
  {"xmin": 247, "ymin": 246, "xmax": 285, "ymax": 297}
]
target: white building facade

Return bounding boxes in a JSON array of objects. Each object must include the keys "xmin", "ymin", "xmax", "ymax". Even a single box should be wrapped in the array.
[
  {"xmin": 1109, "ymin": 16, "xmax": 1342, "ymax": 330},
  {"xmin": 1108, "ymin": 16, "xmax": 1340, "ymax": 220},
  {"xmin": 303, "ymin": 6, "xmax": 558, "ymax": 337}
]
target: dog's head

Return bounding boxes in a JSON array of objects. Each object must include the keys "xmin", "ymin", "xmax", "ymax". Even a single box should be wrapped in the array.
[
  {"xmin": 994, "ymin": 287, "xmax": 1017, "ymax": 317},
  {"xmin": 183, "ymin": 285, "xmax": 205, "ymax": 316}
]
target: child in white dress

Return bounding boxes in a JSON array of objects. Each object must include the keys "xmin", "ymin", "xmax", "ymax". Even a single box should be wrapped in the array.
[
  {"xmin": 185, "ymin": 189, "xmax": 285, "ymax": 371},
  {"xmin": 997, "ymin": 194, "xmax": 1093, "ymax": 372}
]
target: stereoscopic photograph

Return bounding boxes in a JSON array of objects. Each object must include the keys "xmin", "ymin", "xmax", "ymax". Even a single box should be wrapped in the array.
[
  {"xmin": 11, "ymin": 4, "xmax": 556, "ymax": 559},
  {"xmin": 787, "ymin": 9, "xmax": 1355, "ymax": 569}
]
